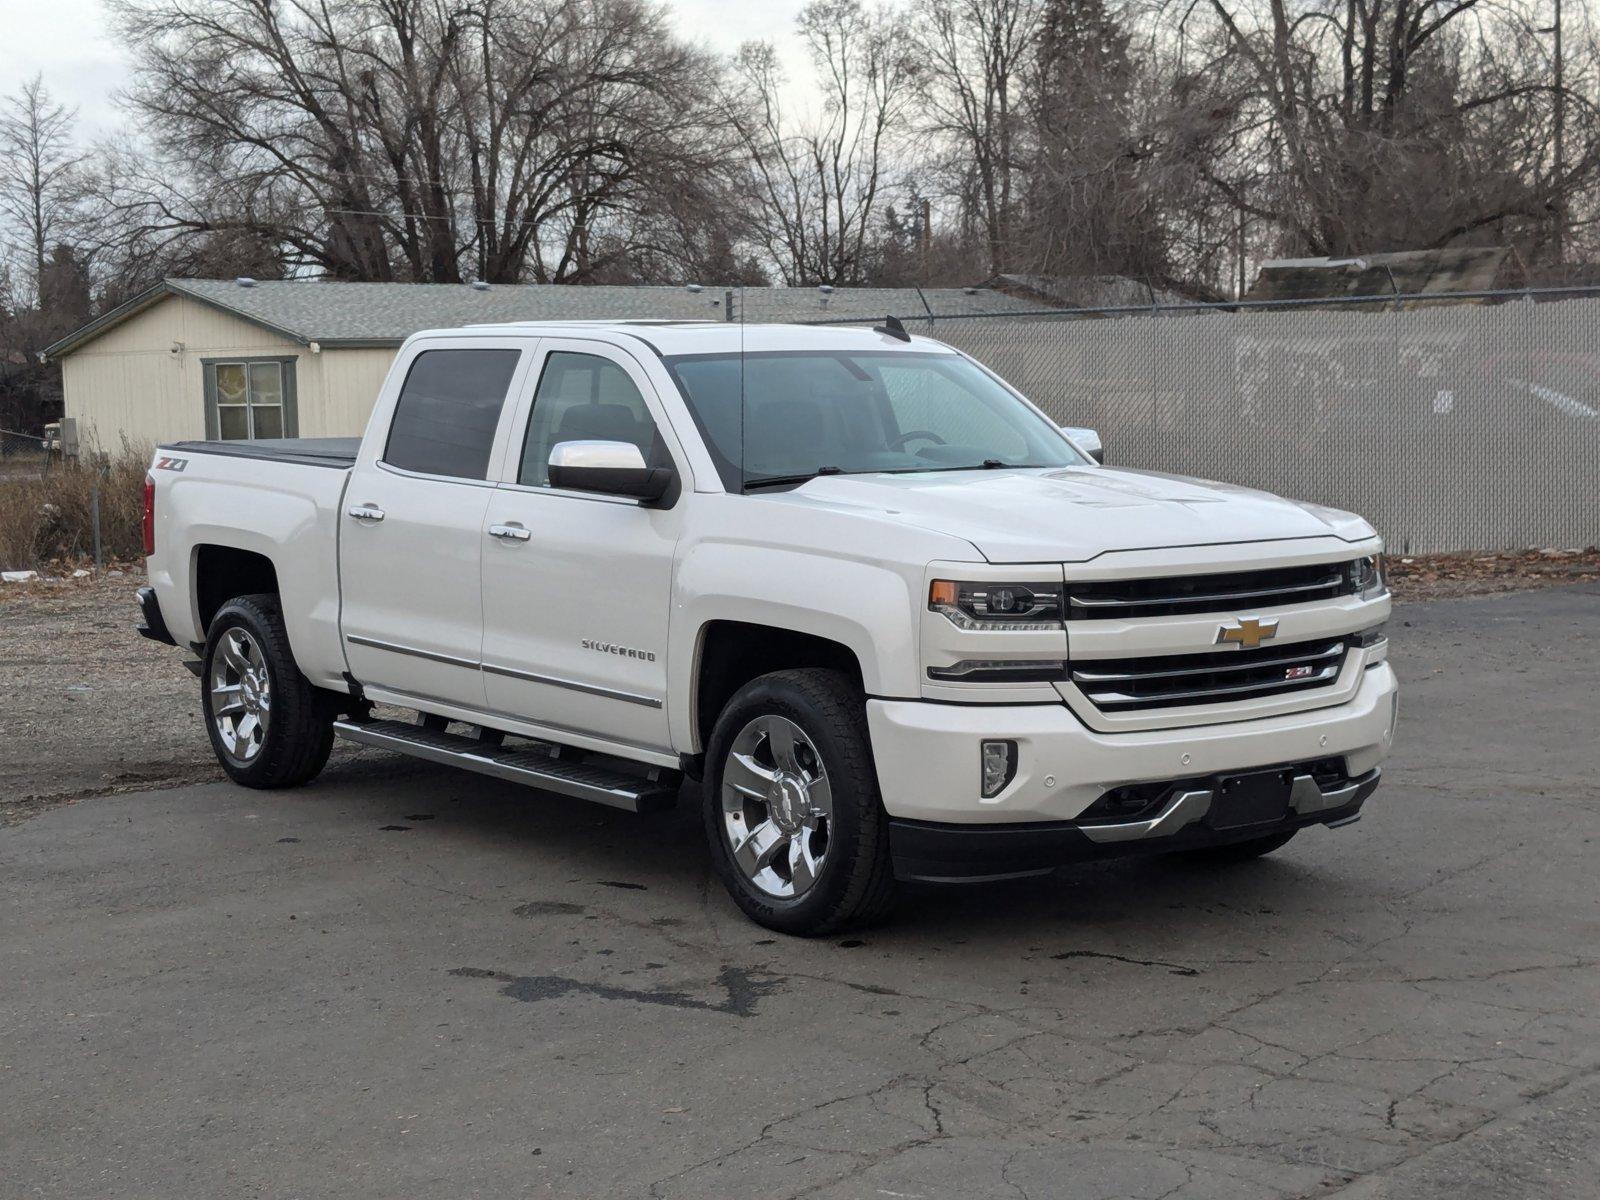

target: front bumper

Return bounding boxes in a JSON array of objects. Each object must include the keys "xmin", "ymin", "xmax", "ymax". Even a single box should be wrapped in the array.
[
  {"xmin": 889, "ymin": 766, "xmax": 1379, "ymax": 882},
  {"xmin": 866, "ymin": 661, "xmax": 1397, "ymax": 825}
]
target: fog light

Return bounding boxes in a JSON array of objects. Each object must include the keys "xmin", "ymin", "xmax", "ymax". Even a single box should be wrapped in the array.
[{"xmin": 981, "ymin": 740, "xmax": 1017, "ymax": 798}]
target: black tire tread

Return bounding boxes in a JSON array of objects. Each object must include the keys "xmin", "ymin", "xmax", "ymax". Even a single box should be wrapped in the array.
[
  {"xmin": 203, "ymin": 593, "xmax": 334, "ymax": 789},
  {"xmin": 704, "ymin": 668, "xmax": 897, "ymax": 935}
]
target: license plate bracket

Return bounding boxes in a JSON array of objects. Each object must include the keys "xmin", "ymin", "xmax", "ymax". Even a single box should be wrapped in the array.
[{"xmin": 1207, "ymin": 770, "xmax": 1293, "ymax": 830}]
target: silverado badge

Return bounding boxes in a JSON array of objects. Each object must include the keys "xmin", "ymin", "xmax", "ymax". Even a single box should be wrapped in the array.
[{"xmin": 1215, "ymin": 617, "xmax": 1279, "ymax": 650}]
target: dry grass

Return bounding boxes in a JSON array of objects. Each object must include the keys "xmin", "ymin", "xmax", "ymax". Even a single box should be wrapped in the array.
[
  {"xmin": 1388, "ymin": 546, "xmax": 1600, "ymax": 599},
  {"xmin": 0, "ymin": 442, "xmax": 152, "ymax": 572}
]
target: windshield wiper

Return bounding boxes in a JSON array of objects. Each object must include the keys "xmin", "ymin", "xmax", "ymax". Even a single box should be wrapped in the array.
[
  {"xmin": 872, "ymin": 460, "xmax": 1034, "ymax": 476},
  {"xmin": 743, "ymin": 466, "xmax": 843, "ymax": 491}
]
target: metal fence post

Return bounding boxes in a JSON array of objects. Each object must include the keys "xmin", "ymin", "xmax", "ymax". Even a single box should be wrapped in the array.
[
  {"xmin": 914, "ymin": 286, "xmax": 935, "ymax": 337},
  {"xmin": 91, "ymin": 473, "xmax": 104, "ymax": 572}
]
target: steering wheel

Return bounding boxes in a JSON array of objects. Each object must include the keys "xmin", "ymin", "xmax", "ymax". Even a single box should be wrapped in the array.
[{"xmin": 888, "ymin": 429, "xmax": 947, "ymax": 451}]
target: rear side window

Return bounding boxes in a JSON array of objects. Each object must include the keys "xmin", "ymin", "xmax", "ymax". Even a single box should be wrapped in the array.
[{"xmin": 383, "ymin": 349, "xmax": 521, "ymax": 479}]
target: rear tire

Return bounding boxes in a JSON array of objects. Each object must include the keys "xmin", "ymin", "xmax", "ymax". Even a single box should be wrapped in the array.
[
  {"xmin": 201, "ymin": 594, "xmax": 335, "ymax": 789},
  {"xmin": 1174, "ymin": 828, "xmax": 1298, "ymax": 863},
  {"xmin": 703, "ymin": 668, "xmax": 897, "ymax": 936}
]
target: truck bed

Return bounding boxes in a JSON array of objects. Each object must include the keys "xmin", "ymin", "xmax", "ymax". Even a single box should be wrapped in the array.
[{"xmin": 159, "ymin": 438, "xmax": 359, "ymax": 470}]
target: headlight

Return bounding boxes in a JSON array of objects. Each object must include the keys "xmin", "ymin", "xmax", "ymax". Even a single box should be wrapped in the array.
[
  {"xmin": 929, "ymin": 580, "xmax": 1065, "ymax": 630},
  {"xmin": 1350, "ymin": 554, "xmax": 1388, "ymax": 600}
]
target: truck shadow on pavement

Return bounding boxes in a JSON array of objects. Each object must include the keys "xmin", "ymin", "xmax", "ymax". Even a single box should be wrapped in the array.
[{"xmin": 309, "ymin": 749, "xmax": 1357, "ymax": 951}]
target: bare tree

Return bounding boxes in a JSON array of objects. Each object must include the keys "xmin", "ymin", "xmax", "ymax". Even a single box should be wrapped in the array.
[
  {"xmin": 1185, "ymin": 0, "xmax": 1600, "ymax": 262},
  {"xmin": 914, "ymin": 0, "xmax": 1042, "ymax": 276},
  {"xmin": 106, "ymin": 0, "xmax": 739, "ymax": 283},
  {"xmin": 0, "ymin": 76, "xmax": 89, "ymax": 300},
  {"xmin": 726, "ymin": 0, "xmax": 918, "ymax": 285}
]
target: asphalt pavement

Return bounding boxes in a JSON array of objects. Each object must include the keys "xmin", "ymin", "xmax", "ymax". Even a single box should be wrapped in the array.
[{"xmin": 3, "ymin": 584, "xmax": 1598, "ymax": 1199}]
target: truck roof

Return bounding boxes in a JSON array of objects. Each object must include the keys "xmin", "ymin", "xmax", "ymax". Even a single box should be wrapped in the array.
[{"xmin": 430, "ymin": 319, "xmax": 956, "ymax": 357}]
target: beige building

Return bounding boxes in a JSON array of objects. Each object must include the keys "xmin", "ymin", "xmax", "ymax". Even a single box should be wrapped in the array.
[{"xmin": 46, "ymin": 278, "xmax": 1039, "ymax": 451}]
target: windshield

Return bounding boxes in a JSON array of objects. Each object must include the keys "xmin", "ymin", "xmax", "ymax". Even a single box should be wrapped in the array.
[{"xmin": 662, "ymin": 350, "xmax": 1086, "ymax": 490}]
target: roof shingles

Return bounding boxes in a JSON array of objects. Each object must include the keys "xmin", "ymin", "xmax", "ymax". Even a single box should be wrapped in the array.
[{"xmin": 48, "ymin": 278, "xmax": 1041, "ymax": 357}]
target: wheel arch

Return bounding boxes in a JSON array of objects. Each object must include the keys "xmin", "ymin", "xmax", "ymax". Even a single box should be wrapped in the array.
[
  {"xmin": 690, "ymin": 620, "xmax": 867, "ymax": 754},
  {"xmin": 193, "ymin": 543, "xmax": 281, "ymax": 634}
]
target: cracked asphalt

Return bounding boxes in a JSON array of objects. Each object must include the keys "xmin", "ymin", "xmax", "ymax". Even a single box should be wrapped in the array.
[{"xmin": 3, "ymin": 583, "xmax": 1598, "ymax": 1199}]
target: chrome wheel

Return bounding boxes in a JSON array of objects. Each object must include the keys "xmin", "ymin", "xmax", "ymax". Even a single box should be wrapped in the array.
[
  {"xmin": 720, "ymin": 714, "xmax": 833, "ymax": 899},
  {"xmin": 210, "ymin": 627, "xmax": 271, "ymax": 764}
]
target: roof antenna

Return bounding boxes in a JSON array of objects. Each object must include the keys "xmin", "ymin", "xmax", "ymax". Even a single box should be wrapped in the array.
[{"xmin": 873, "ymin": 313, "xmax": 911, "ymax": 342}]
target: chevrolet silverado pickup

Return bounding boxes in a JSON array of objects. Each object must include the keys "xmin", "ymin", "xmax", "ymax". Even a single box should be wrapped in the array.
[{"xmin": 138, "ymin": 320, "xmax": 1397, "ymax": 934}]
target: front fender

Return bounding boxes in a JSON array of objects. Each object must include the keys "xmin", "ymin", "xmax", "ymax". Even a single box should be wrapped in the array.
[{"xmin": 670, "ymin": 541, "xmax": 925, "ymax": 753}]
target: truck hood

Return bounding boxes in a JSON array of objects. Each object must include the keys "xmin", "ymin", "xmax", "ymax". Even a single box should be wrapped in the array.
[{"xmin": 762, "ymin": 466, "xmax": 1375, "ymax": 563}]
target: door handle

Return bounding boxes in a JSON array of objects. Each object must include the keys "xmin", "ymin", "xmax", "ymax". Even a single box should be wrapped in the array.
[
  {"xmin": 347, "ymin": 504, "xmax": 386, "ymax": 523},
  {"xmin": 488, "ymin": 522, "xmax": 531, "ymax": 542}
]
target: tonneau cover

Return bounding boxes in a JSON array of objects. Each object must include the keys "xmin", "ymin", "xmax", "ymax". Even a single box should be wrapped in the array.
[{"xmin": 158, "ymin": 438, "xmax": 359, "ymax": 469}]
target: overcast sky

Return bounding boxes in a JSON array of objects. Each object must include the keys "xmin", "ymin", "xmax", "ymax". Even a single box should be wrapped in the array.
[{"xmin": 0, "ymin": 0, "xmax": 812, "ymax": 141}]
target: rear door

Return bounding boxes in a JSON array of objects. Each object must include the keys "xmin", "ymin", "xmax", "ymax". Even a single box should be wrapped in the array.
[
  {"xmin": 479, "ymin": 339, "xmax": 686, "ymax": 753},
  {"xmin": 340, "ymin": 337, "xmax": 533, "ymax": 710}
]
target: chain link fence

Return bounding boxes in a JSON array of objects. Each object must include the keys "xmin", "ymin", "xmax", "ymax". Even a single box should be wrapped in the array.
[
  {"xmin": 785, "ymin": 289, "xmax": 1600, "ymax": 554},
  {"xmin": 1, "ymin": 427, "xmax": 49, "ymax": 481},
  {"xmin": 0, "ymin": 430, "xmax": 141, "ymax": 574}
]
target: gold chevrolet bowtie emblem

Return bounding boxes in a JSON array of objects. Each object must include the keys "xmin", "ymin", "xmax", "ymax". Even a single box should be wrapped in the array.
[{"xmin": 1216, "ymin": 617, "xmax": 1279, "ymax": 650}]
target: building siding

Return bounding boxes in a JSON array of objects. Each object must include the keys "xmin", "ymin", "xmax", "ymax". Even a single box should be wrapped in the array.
[
  {"xmin": 59, "ymin": 294, "xmax": 398, "ymax": 450},
  {"xmin": 310, "ymin": 348, "xmax": 398, "ymax": 437}
]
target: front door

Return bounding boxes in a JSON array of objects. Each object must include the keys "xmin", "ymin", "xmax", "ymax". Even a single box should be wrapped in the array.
[
  {"xmin": 340, "ymin": 339, "xmax": 530, "ymax": 710},
  {"xmin": 479, "ymin": 340, "xmax": 683, "ymax": 753}
]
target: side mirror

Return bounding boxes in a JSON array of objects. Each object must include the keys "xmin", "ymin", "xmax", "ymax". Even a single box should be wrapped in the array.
[
  {"xmin": 1061, "ymin": 425, "xmax": 1104, "ymax": 464},
  {"xmin": 548, "ymin": 440, "xmax": 674, "ymax": 502}
]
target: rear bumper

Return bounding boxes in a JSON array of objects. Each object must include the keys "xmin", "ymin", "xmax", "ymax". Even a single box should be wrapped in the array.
[
  {"xmin": 135, "ymin": 585, "xmax": 177, "ymax": 646},
  {"xmin": 889, "ymin": 767, "xmax": 1379, "ymax": 882}
]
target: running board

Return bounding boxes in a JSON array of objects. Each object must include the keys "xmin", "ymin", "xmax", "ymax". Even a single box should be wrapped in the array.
[{"xmin": 333, "ymin": 719, "xmax": 679, "ymax": 813}]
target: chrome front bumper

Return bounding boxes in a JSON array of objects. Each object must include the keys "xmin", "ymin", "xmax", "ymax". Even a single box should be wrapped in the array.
[
  {"xmin": 1079, "ymin": 768, "xmax": 1380, "ymax": 844},
  {"xmin": 886, "ymin": 767, "xmax": 1383, "ymax": 883}
]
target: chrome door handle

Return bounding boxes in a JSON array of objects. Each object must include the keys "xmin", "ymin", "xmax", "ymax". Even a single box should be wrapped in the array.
[
  {"xmin": 347, "ymin": 504, "xmax": 386, "ymax": 523},
  {"xmin": 488, "ymin": 523, "xmax": 531, "ymax": 542}
]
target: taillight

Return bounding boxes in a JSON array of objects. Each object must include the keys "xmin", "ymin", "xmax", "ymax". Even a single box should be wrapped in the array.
[{"xmin": 142, "ymin": 474, "xmax": 156, "ymax": 556}]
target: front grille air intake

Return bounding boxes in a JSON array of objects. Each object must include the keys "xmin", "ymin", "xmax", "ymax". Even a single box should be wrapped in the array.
[
  {"xmin": 1067, "ymin": 561, "xmax": 1354, "ymax": 620},
  {"xmin": 1071, "ymin": 638, "xmax": 1349, "ymax": 711}
]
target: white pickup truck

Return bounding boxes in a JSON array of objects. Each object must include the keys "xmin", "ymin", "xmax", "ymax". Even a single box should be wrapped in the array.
[{"xmin": 138, "ymin": 319, "xmax": 1397, "ymax": 934}]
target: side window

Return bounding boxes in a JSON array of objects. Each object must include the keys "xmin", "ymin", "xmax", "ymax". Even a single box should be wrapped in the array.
[
  {"xmin": 518, "ymin": 351, "xmax": 668, "ymax": 487},
  {"xmin": 383, "ymin": 348, "xmax": 521, "ymax": 479}
]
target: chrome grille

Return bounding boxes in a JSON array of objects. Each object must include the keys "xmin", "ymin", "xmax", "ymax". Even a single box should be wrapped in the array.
[
  {"xmin": 1067, "ymin": 561, "xmax": 1354, "ymax": 620},
  {"xmin": 1071, "ymin": 638, "xmax": 1349, "ymax": 711}
]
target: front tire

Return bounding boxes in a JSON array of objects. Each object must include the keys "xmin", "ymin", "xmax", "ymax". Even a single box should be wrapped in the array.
[
  {"xmin": 703, "ymin": 669, "xmax": 897, "ymax": 936},
  {"xmin": 201, "ymin": 594, "xmax": 334, "ymax": 789}
]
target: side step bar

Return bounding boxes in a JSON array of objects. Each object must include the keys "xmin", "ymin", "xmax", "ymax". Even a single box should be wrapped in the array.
[{"xmin": 333, "ymin": 718, "xmax": 680, "ymax": 813}]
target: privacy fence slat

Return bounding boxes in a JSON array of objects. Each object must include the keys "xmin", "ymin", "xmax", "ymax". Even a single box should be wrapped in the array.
[{"xmin": 805, "ymin": 298, "xmax": 1600, "ymax": 555}]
